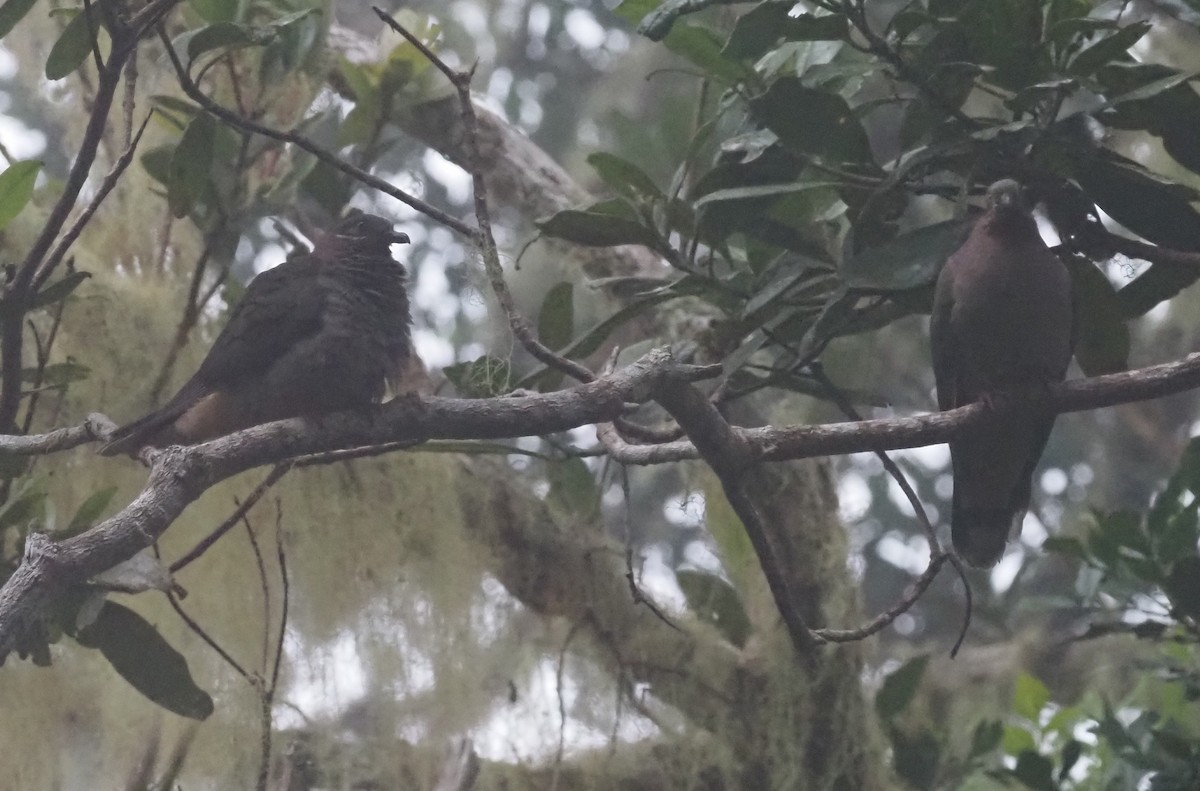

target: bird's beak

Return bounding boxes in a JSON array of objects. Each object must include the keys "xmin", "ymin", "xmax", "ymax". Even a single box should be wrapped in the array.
[{"xmin": 389, "ymin": 231, "xmax": 411, "ymax": 245}]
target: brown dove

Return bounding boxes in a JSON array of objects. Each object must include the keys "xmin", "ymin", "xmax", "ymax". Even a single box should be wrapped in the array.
[
  {"xmin": 930, "ymin": 180, "xmax": 1073, "ymax": 567},
  {"xmin": 100, "ymin": 211, "xmax": 412, "ymax": 456}
]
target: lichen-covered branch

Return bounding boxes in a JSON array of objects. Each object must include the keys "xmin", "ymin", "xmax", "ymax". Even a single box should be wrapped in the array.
[{"xmin": 0, "ymin": 349, "xmax": 716, "ymax": 659}]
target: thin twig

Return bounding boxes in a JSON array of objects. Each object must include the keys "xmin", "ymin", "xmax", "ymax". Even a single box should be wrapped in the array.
[
  {"xmin": 170, "ymin": 463, "xmax": 293, "ymax": 573},
  {"xmin": 808, "ymin": 363, "xmax": 974, "ymax": 650},
  {"xmin": 156, "ymin": 27, "xmax": 478, "ymax": 240},
  {"xmin": 33, "ymin": 112, "xmax": 154, "ymax": 293},
  {"xmin": 165, "ymin": 588, "xmax": 251, "ymax": 680},
  {"xmin": 372, "ymin": 7, "xmax": 595, "ymax": 385},
  {"xmin": 813, "ymin": 554, "xmax": 948, "ymax": 642}
]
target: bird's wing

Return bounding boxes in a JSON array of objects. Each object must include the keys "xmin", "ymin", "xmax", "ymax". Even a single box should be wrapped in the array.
[
  {"xmin": 191, "ymin": 255, "xmax": 326, "ymax": 388},
  {"xmin": 100, "ymin": 257, "xmax": 327, "ymax": 456},
  {"xmin": 930, "ymin": 256, "xmax": 959, "ymax": 412}
]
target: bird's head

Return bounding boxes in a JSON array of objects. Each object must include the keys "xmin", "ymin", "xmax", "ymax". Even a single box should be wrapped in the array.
[
  {"xmin": 985, "ymin": 179, "xmax": 1030, "ymax": 215},
  {"xmin": 325, "ymin": 211, "xmax": 410, "ymax": 258}
]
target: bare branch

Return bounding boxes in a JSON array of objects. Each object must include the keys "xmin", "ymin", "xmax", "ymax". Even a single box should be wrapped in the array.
[{"xmin": 0, "ymin": 413, "xmax": 114, "ymax": 456}]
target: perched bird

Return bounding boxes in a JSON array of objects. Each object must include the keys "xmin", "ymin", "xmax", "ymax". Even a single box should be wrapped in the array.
[
  {"xmin": 100, "ymin": 211, "xmax": 412, "ymax": 456},
  {"xmin": 930, "ymin": 180, "xmax": 1074, "ymax": 567}
]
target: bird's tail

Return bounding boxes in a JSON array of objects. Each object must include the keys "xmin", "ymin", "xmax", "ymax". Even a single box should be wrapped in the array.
[
  {"xmin": 98, "ymin": 409, "xmax": 179, "ymax": 457},
  {"xmin": 952, "ymin": 507, "xmax": 1024, "ymax": 568}
]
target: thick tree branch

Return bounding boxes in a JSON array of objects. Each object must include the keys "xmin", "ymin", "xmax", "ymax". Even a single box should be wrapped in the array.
[
  {"xmin": 0, "ymin": 350, "xmax": 715, "ymax": 659},
  {"xmin": 654, "ymin": 378, "xmax": 820, "ymax": 658}
]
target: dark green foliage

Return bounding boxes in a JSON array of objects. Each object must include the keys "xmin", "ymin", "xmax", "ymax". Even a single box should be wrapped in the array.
[{"xmin": 537, "ymin": 0, "xmax": 1195, "ymax": 392}]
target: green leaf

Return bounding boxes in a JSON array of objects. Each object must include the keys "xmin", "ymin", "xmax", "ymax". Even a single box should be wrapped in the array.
[
  {"xmin": 443, "ymin": 355, "xmax": 512, "ymax": 397},
  {"xmin": 1013, "ymin": 672, "xmax": 1051, "ymax": 722},
  {"xmin": 1011, "ymin": 751, "xmax": 1056, "ymax": 791},
  {"xmin": 75, "ymin": 602, "xmax": 214, "ymax": 720},
  {"xmin": 537, "ymin": 283, "xmax": 575, "ymax": 352},
  {"xmin": 0, "ymin": 488, "xmax": 45, "ymax": 530},
  {"xmin": 1004, "ymin": 723, "xmax": 1038, "ymax": 756},
  {"xmin": 587, "ymin": 153, "xmax": 664, "ymax": 205},
  {"xmin": 842, "ymin": 219, "xmax": 971, "ymax": 292},
  {"xmin": 749, "ymin": 78, "xmax": 873, "ymax": 164},
  {"xmin": 724, "ymin": 7, "xmax": 847, "ymax": 59},
  {"xmin": 546, "ymin": 457, "xmax": 599, "ymax": 521},
  {"xmin": 693, "ymin": 180, "xmax": 842, "ymax": 208},
  {"xmin": 30, "ymin": 271, "xmax": 91, "ymax": 310},
  {"xmin": 188, "ymin": 0, "xmax": 239, "ymax": 23},
  {"xmin": 663, "ymin": 22, "xmax": 751, "ymax": 83},
  {"xmin": 702, "ymin": 474, "xmax": 759, "ymax": 598},
  {"xmin": 140, "ymin": 144, "xmax": 174, "ymax": 186},
  {"xmin": 33, "ymin": 361, "xmax": 91, "ymax": 387},
  {"xmin": 614, "ymin": 0, "xmax": 661, "ymax": 27},
  {"xmin": 45, "ymin": 8, "xmax": 100, "ymax": 80},
  {"xmin": 536, "ymin": 208, "xmax": 666, "ymax": 252},
  {"xmin": 168, "ymin": 113, "xmax": 216, "ymax": 218},
  {"xmin": 0, "ymin": 0, "xmax": 36, "ymax": 39},
  {"xmin": 515, "ymin": 292, "xmax": 679, "ymax": 390},
  {"xmin": 675, "ymin": 569, "xmax": 752, "ymax": 647},
  {"xmin": 0, "ymin": 160, "xmax": 40, "ymax": 232},
  {"xmin": 1164, "ymin": 556, "xmax": 1200, "ymax": 621},
  {"xmin": 875, "ymin": 655, "xmax": 929, "ymax": 719},
  {"xmin": 1068, "ymin": 22, "xmax": 1151, "ymax": 78},
  {"xmin": 1059, "ymin": 739, "xmax": 1083, "ymax": 781},
  {"xmin": 970, "ymin": 719, "xmax": 1004, "ymax": 757},
  {"xmin": 186, "ymin": 21, "xmax": 272, "ymax": 61},
  {"xmin": 1075, "ymin": 152, "xmax": 1200, "ymax": 251},
  {"xmin": 63, "ymin": 487, "xmax": 117, "ymax": 537},
  {"xmin": 889, "ymin": 727, "xmax": 941, "ymax": 789},
  {"xmin": 1068, "ymin": 258, "xmax": 1129, "ymax": 375}
]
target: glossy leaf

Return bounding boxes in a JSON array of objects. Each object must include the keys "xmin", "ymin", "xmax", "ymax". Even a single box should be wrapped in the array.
[
  {"xmin": 663, "ymin": 22, "xmax": 751, "ymax": 83},
  {"xmin": 587, "ymin": 153, "xmax": 663, "ymax": 204},
  {"xmin": 1067, "ymin": 21, "xmax": 1150, "ymax": 78},
  {"xmin": 842, "ymin": 219, "xmax": 971, "ymax": 293},
  {"xmin": 749, "ymin": 78, "xmax": 873, "ymax": 164},
  {"xmin": 724, "ymin": 7, "xmax": 848, "ymax": 59},
  {"xmin": 675, "ymin": 569, "xmax": 752, "ymax": 647},
  {"xmin": 75, "ymin": 602, "xmax": 214, "ymax": 720},
  {"xmin": 0, "ymin": 160, "xmax": 40, "ymax": 232},
  {"xmin": 186, "ymin": 21, "xmax": 271, "ymax": 61},
  {"xmin": 537, "ymin": 207, "xmax": 665, "ymax": 252}
]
